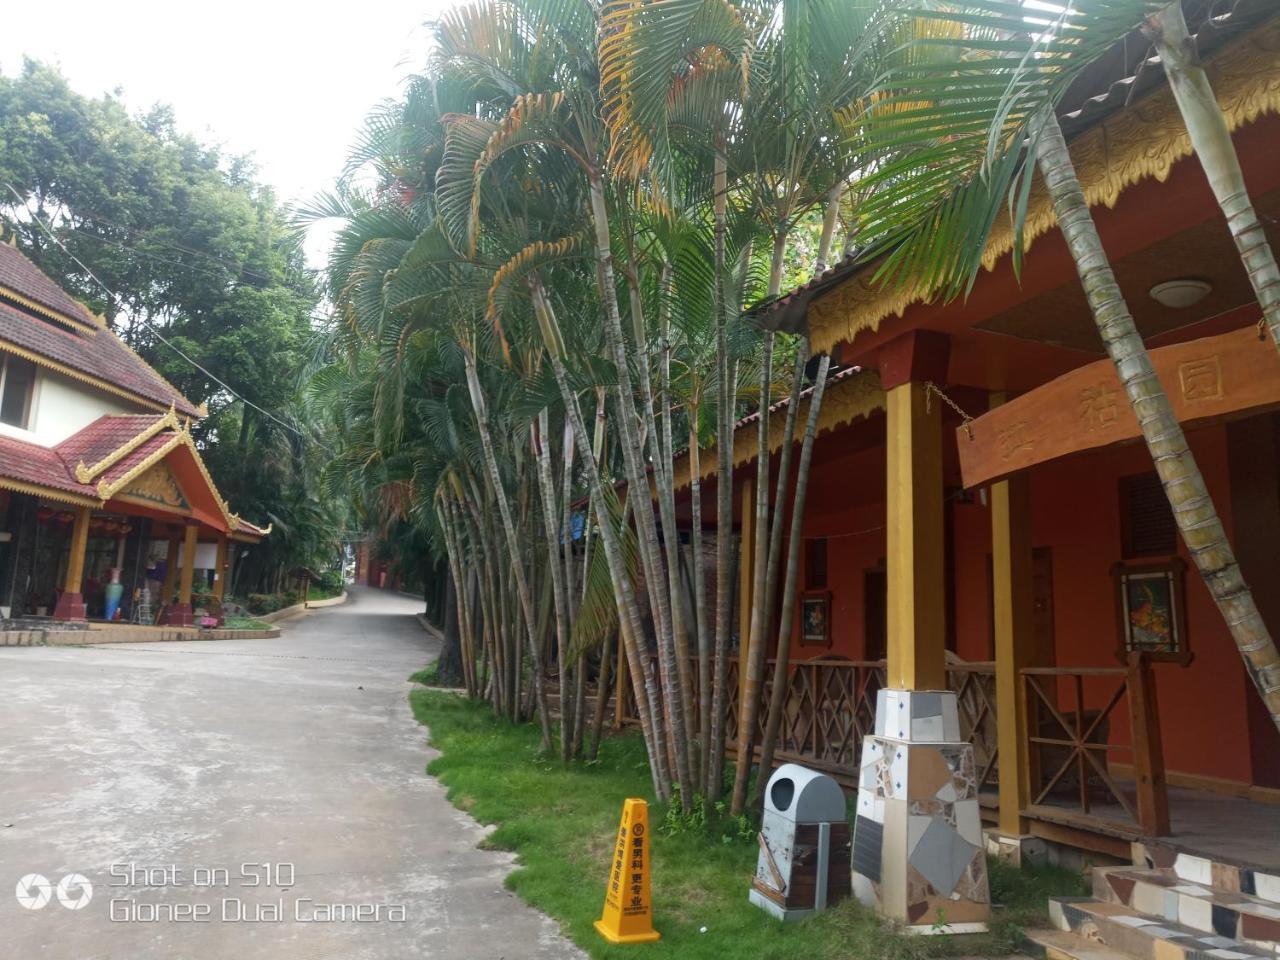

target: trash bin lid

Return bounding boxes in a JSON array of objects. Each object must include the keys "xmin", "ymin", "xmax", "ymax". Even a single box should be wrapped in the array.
[{"xmin": 763, "ymin": 763, "xmax": 846, "ymax": 822}]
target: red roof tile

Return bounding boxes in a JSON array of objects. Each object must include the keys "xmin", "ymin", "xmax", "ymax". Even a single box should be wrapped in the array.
[
  {"xmin": 0, "ymin": 299, "xmax": 200, "ymax": 416},
  {"xmin": 0, "ymin": 243, "xmax": 101, "ymax": 329},
  {"xmin": 94, "ymin": 433, "xmax": 174, "ymax": 489},
  {"xmin": 0, "ymin": 433, "xmax": 92, "ymax": 499},
  {"xmin": 54, "ymin": 414, "xmax": 167, "ymax": 473}
]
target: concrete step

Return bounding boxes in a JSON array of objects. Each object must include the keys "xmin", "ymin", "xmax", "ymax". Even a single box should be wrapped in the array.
[
  {"xmin": 1134, "ymin": 841, "xmax": 1280, "ymax": 906},
  {"xmin": 1024, "ymin": 927, "xmax": 1138, "ymax": 960},
  {"xmin": 1095, "ymin": 865, "xmax": 1280, "ymax": 953},
  {"xmin": 1048, "ymin": 896, "xmax": 1276, "ymax": 959}
]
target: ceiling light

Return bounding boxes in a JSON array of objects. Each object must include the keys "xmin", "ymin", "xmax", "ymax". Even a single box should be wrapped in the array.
[{"xmin": 1149, "ymin": 278, "xmax": 1212, "ymax": 309}]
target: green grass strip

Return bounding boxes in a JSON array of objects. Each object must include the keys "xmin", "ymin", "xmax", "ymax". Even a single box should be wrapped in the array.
[{"xmin": 410, "ymin": 688, "xmax": 1086, "ymax": 959}]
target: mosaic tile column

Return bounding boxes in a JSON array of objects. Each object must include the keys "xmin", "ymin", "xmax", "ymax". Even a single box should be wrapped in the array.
[{"xmin": 852, "ymin": 689, "xmax": 990, "ymax": 933}]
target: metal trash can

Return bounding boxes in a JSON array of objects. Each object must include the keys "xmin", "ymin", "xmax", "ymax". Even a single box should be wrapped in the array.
[{"xmin": 748, "ymin": 763, "xmax": 851, "ymax": 921}]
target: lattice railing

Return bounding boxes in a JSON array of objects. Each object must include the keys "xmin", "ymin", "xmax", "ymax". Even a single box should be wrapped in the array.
[{"xmin": 1021, "ymin": 653, "xmax": 1168, "ymax": 836}]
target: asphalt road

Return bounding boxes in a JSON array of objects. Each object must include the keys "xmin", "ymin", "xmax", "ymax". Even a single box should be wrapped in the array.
[{"xmin": 0, "ymin": 587, "xmax": 583, "ymax": 959}]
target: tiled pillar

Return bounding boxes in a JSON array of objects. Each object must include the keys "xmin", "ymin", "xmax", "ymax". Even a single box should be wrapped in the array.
[
  {"xmin": 53, "ymin": 506, "xmax": 92, "ymax": 621},
  {"xmin": 852, "ymin": 332, "xmax": 989, "ymax": 933},
  {"xmin": 853, "ymin": 691, "xmax": 990, "ymax": 932}
]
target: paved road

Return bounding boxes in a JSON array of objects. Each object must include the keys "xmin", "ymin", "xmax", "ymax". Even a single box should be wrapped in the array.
[{"xmin": 0, "ymin": 587, "xmax": 583, "ymax": 959}]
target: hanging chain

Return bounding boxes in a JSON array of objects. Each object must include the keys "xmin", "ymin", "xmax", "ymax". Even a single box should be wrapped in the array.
[{"xmin": 923, "ymin": 381, "xmax": 975, "ymax": 440}]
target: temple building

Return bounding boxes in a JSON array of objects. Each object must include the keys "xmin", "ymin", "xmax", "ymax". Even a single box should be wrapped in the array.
[{"xmin": 0, "ymin": 240, "xmax": 268, "ymax": 626}]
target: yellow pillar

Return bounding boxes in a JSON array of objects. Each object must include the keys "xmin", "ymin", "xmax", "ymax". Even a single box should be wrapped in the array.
[
  {"xmin": 884, "ymin": 381, "xmax": 946, "ymax": 691},
  {"xmin": 63, "ymin": 506, "xmax": 92, "ymax": 595},
  {"xmin": 212, "ymin": 536, "xmax": 229, "ymax": 602},
  {"xmin": 737, "ymin": 475, "xmax": 755, "ymax": 707},
  {"xmin": 178, "ymin": 523, "xmax": 199, "ymax": 606},
  {"xmin": 991, "ymin": 395, "xmax": 1036, "ymax": 836},
  {"xmin": 162, "ymin": 533, "xmax": 180, "ymax": 602}
]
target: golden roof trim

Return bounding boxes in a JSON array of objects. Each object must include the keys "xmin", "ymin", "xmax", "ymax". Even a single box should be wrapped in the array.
[
  {"xmin": 0, "ymin": 475, "xmax": 98, "ymax": 508},
  {"xmin": 807, "ymin": 17, "xmax": 1280, "ymax": 354},
  {"xmin": 74, "ymin": 406, "xmax": 180, "ymax": 483},
  {"xmin": 0, "ymin": 337, "xmax": 176, "ymax": 415},
  {"xmin": 96, "ymin": 432, "xmax": 185, "ymax": 501},
  {"xmin": 0, "ymin": 283, "xmax": 102, "ymax": 333},
  {"xmin": 669, "ymin": 369, "xmax": 885, "ymax": 491}
]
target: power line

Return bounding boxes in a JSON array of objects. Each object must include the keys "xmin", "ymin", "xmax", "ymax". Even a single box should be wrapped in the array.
[{"xmin": 5, "ymin": 182, "xmax": 331, "ymax": 451}]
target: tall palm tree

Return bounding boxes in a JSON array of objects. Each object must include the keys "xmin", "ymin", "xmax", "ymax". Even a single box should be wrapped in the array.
[{"xmin": 855, "ymin": 0, "xmax": 1280, "ymax": 733}]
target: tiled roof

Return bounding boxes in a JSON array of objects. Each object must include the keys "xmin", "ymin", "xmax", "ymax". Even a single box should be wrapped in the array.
[
  {"xmin": 0, "ymin": 415, "xmax": 268, "ymax": 536},
  {"xmin": 94, "ymin": 433, "xmax": 174, "ymax": 489},
  {"xmin": 0, "ymin": 300, "xmax": 200, "ymax": 416},
  {"xmin": 0, "ymin": 246, "xmax": 200, "ymax": 416},
  {"xmin": 750, "ymin": 0, "xmax": 1280, "ymax": 335},
  {"xmin": 54, "ymin": 414, "xmax": 167, "ymax": 474},
  {"xmin": 0, "ymin": 242, "xmax": 100, "ymax": 329},
  {"xmin": 0, "ymin": 433, "xmax": 94, "ymax": 501}
]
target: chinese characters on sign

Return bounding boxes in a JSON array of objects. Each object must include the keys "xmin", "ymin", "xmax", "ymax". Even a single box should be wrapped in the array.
[{"xmin": 594, "ymin": 798, "xmax": 660, "ymax": 944}]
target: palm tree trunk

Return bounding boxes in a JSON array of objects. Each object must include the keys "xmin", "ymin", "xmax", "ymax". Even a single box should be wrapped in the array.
[
  {"xmin": 463, "ymin": 349, "xmax": 553, "ymax": 750},
  {"xmin": 708, "ymin": 147, "xmax": 735, "ymax": 802},
  {"xmin": 754, "ymin": 353, "xmax": 831, "ymax": 805},
  {"xmin": 627, "ymin": 263, "xmax": 698, "ymax": 763},
  {"xmin": 688, "ymin": 427, "xmax": 713, "ymax": 791},
  {"xmin": 529, "ymin": 274, "xmax": 672, "ymax": 797},
  {"xmin": 589, "ymin": 641, "xmax": 613, "ymax": 761},
  {"xmin": 732, "ymin": 225, "xmax": 799, "ymax": 815},
  {"xmin": 1036, "ymin": 108, "xmax": 1280, "ymax": 733},
  {"xmin": 587, "ymin": 173, "xmax": 694, "ymax": 802},
  {"xmin": 1145, "ymin": 3, "xmax": 1280, "ymax": 354},
  {"xmin": 534, "ymin": 409, "xmax": 574, "ymax": 760},
  {"xmin": 655, "ymin": 261, "xmax": 698, "ymax": 755}
]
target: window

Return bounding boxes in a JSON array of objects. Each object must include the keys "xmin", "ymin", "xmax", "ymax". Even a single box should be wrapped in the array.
[
  {"xmin": 0, "ymin": 355, "xmax": 36, "ymax": 429},
  {"xmin": 1120, "ymin": 471, "xmax": 1177, "ymax": 558},
  {"xmin": 804, "ymin": 537, "xmax": 828, "ymax": 589}
]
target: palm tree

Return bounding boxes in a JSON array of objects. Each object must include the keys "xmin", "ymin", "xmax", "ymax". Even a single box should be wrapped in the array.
[{"xmin": 854, "ymin": 1, "xmax": 1280, "ymax": 733}]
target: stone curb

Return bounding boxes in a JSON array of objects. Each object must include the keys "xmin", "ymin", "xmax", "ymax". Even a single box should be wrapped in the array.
[{"xmin": 259, "ymin": 590, "xmax": 348, "ymax": 624}]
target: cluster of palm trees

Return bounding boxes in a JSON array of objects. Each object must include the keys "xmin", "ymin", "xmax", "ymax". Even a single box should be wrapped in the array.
[{"xmin": 309, "ymin": 0, "xmax": 1280, "ymax": 816}]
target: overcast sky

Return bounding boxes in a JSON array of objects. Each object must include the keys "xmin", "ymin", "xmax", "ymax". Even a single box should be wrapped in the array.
[{"xmin": 0, "ymin": 1, "xmax": 452, "ymax": 266}]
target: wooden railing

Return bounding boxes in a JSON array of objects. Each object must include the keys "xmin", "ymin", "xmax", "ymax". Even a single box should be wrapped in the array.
[
  {"xmin": 605, "ymin": 654, "xmax": 998, "ymax": 790},
  {"xmin": 1020, "ymin": 653, "xmax": 1168, "ymax": 837},
  {"xmin": 949, "ymin": 662, "xmax": 999, "ymax": 793}
]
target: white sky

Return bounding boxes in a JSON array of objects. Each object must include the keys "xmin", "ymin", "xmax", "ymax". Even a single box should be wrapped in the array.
[{"xmin": 0, "ymin": 1, "xmax": 453, "ymax": 267}]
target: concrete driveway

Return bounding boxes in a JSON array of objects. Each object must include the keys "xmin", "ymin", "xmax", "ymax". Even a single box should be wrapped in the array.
[{"xmin": 0, "ymin": 587, "xmax": 583, "ymax": 959}]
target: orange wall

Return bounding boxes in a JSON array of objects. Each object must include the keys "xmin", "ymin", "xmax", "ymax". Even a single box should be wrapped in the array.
[
  {"xmin": 785, "ymin": 419, "xmax": 1259, "ymax": 785},
  {"xmin": 1028, "ymin": 426, "xmax": 1254, "ymax": 785}
]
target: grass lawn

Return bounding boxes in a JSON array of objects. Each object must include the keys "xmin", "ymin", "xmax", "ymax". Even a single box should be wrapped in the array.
[
  {"xmin": 410, "ymin": 688, "xmax": 1086, "ymax": 960},
  {"xmin": 221, "ymin": 615, "xmax": 272, "ymax": 630}
]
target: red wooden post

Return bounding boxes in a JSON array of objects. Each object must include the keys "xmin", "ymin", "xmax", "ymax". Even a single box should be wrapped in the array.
[{"xmin": 1126, "ymin": 653, "xmax": 1170, "ymax": 836}]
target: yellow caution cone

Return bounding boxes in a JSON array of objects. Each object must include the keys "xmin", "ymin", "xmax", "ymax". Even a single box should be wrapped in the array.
[{"xmin": 594, "ymin": 797, "xmax": 661, "ymax": 944}]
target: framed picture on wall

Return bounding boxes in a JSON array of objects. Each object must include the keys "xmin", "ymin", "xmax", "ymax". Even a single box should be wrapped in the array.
[
  {"xmin": 800, "ymin": 590, "xmax": 832, "ymax": 648},
  {"xmin": 1111, "ymin": 558, "xmax": 1191, "ymax": 665}
]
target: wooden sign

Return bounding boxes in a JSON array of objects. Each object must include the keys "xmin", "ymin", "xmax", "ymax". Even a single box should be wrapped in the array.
[
  {"xmin": 594, "ymin": 798, "xmax": 660, "ymax": 944},
  {"xmin": 958, "ymin": 326, "xmax": 1280, "ymax": 488}
]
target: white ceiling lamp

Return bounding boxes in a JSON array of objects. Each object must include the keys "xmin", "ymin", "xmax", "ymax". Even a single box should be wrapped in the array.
[{"xmin": 1149, "ymin": 278, "xmax": 1212, "ymax": 309}]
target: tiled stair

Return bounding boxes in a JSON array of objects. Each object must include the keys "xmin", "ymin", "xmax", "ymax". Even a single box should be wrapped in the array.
[{"xmin": 1026, "ymin": 853, "xmax": 1280, "ymax": 960}]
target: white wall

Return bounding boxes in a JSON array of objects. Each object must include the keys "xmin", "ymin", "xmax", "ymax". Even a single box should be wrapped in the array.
[
  {"xmin": 0, "ymin": 366, "xmax": 143, "ymax": 447},
  {"xmin": 145, "ymin": 540, "xmax": 218, "ymax": 572}
]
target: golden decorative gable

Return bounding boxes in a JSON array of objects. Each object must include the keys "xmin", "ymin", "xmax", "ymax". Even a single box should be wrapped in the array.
[{"xmin": 116, "ymin": 460, "xmax": 190, "ymax": 512}]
